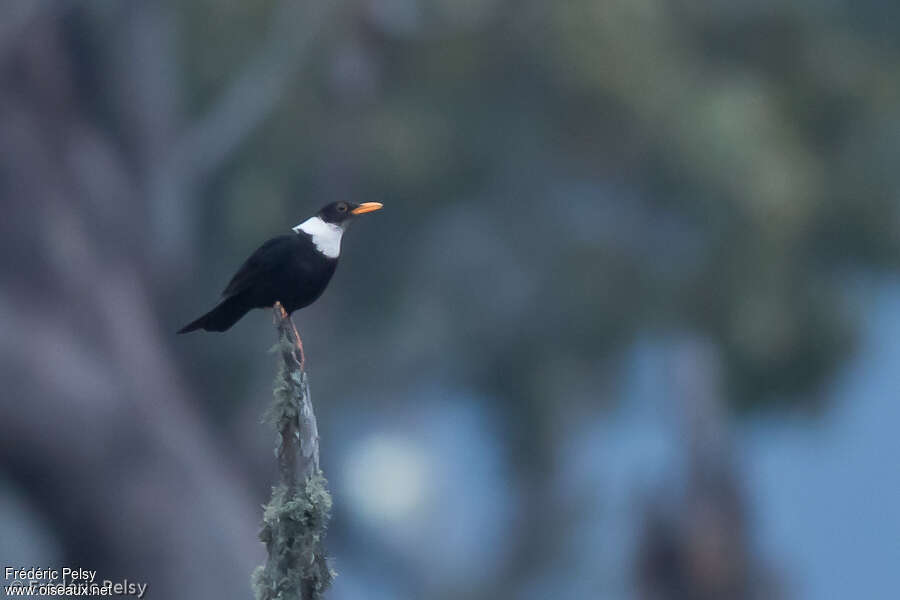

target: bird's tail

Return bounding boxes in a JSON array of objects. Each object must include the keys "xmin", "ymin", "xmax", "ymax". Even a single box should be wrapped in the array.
[{"xmin": 178, "ymin": 295, "xmax": 250, "ymax": 333}]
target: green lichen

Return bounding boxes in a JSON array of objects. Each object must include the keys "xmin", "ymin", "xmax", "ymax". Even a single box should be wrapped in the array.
[
  {"xmin": 253, "ymin": 317, "xmax": 334, "ymax": 600},
  {"xmin": 252, "ymin": 474, "xmax": 334, "ymax": 600},
  {"xmin": 264, "ymin": 338, "xmax": 304, "ymax": 429}
]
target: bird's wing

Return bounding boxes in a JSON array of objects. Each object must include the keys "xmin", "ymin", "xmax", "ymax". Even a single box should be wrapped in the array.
[{"xmin": 222, "ymin": 234, "xmax": 296, "ymax": 297}]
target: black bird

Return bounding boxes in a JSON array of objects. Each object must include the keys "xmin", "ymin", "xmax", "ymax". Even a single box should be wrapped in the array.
[{"xmin": 178, "ymin": 201, "xmax": 383, "ymax": 333}]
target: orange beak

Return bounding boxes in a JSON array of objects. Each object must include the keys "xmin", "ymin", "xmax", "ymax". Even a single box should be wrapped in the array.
[{"xmin": 351, "ymin": 202, "xmax": 384, "ymax": 215}]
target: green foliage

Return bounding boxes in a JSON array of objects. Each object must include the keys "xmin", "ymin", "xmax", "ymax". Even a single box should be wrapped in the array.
[{"xmin": 180, "ymin": 0, "xmax": 900, "ymax": 418}]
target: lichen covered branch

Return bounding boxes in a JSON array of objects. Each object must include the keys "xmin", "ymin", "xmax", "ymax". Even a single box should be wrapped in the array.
[{"xmin": 252, "ymin": 303, "xmax": 334, "ymax": 600}]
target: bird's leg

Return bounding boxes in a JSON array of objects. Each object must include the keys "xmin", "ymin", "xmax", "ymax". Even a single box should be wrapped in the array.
[
  {"xmin": 273, "ymin": 302, "xmax": 306, "ymax": 367},
  {"xmin": 290, "ymin": 316, "xmax": 306, "ymax": 367}
]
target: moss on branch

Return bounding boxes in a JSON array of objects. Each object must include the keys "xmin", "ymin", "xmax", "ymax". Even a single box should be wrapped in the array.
[{"xmin": 252, "ymin": 303, "xmax": 334, "ymax": 600}]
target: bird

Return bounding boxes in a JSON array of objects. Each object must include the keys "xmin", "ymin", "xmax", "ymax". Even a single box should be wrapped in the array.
[{"xmin": 178, "ymin": 201, "xmax": 383, "ymax": 333}]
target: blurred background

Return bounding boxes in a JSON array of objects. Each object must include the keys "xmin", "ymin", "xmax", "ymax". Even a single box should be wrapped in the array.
[{"xmin": 1, "ymin": 1, "xmax": 899, "ymax": 599}]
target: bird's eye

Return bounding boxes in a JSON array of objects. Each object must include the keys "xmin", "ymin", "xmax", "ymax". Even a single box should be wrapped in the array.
[{"xmin": 337, "ymin": 203, "xmax": 348, "ymax": 212}]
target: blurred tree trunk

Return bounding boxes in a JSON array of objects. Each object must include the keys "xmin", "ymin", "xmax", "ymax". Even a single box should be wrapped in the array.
[
  {"xmin": 0, "ymin": 3, "xmax": 336, "ymax": 593},
  {"xmin": 635, "ymin": 339, "xmax": 778, "ymax": 600},
  {"xmin": 0, "ymin": 6, "xmax": 263, "ymax": 598}
]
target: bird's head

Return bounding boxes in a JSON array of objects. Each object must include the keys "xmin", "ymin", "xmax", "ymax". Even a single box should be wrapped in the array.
[
  {"xmin": 294, "ymin": 201, "xmax": 383, "ymax": 258},
  {"xmin": 318, "ymin": 201, "xmax": 384, "ymax": 228}
]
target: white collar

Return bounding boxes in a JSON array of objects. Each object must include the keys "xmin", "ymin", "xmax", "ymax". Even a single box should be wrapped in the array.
[{"xmin": 293, "ymin": 216, "xmax": 344, "ymax": 258}]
